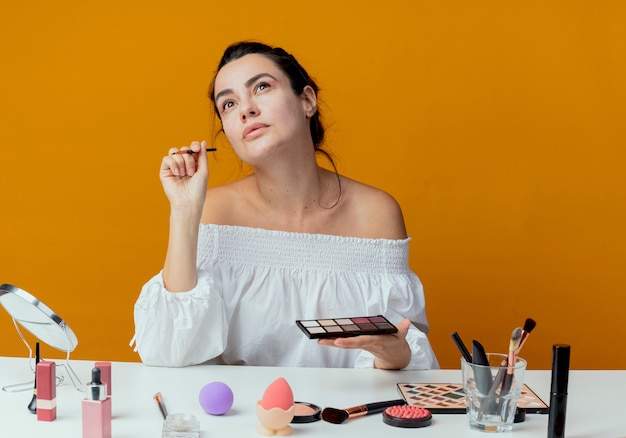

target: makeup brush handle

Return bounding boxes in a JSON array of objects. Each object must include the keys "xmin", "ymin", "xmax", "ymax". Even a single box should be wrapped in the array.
[
  {"xmin": 364, "ymin": 399, "xmax": 406, "ymax": 415},
  {"xmin": 451, "ymin": 332, "xmax": 473, "ymax": 363},
  {"xmin": 500, "ymin": 373, "xmax": 514, "ymax": 396},
  {"xmin": 500, "ymin": 351, "xmax": 518, "ymax": 396},
  {"xmin": 477, "ymin": 366, "xmax": 507, "ymax": 418}
]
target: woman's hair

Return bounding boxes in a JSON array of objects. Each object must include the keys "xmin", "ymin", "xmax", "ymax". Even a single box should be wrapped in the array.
[{"xmin": 208, "ymin": 41, "xmax": 325, "ymax": 149}]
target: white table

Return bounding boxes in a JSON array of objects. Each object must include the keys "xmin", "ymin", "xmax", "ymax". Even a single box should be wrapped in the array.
[{"xmin": 1, "ymin": 357, "xmax": 624, "ymax": 437}]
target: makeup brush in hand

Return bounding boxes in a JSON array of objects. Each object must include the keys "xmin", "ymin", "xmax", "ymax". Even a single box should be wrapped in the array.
[{"xmin": 321, "ymin": 399, "xmax": 406, "ymax": 424}]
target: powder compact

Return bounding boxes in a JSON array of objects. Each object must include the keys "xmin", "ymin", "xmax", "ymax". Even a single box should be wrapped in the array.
[{"xmin": 291, "ymin": 401, "xmax": 322, "ymax": 423}]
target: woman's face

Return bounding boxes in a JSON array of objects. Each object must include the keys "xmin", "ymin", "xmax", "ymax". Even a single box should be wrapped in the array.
[{"xmin": 213, "ymin": 54, "xmax": 316, "ymax": 165}]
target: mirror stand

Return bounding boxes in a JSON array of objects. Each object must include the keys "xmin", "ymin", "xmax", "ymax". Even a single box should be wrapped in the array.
[
  {"xmin": 0, "ymin": 284, "xmax": 83, "ymax": 393},
  {"xmin": 2, "ymin": 317, "xmax": 82, "ymax": 393}
]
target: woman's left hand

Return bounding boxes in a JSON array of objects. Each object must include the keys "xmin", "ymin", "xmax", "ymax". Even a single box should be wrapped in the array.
[{"xmin": 317, "ymin": 318, "xmax": 412, "ymax": 370}]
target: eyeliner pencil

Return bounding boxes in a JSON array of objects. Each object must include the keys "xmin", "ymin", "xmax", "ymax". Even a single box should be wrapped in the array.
[{"xmin": 171, "ymin": 148, "xmax": 217, "ymax": 155}]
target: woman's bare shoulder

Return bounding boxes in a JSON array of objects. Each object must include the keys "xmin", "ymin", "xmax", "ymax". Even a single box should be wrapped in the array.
[
  {"xmin": 339, "ymin": 176, "xmax": 408, "ymax": 240},
  {"xmin": 200, "ymin": 178, "xmax": 251, "ymax": 224}
]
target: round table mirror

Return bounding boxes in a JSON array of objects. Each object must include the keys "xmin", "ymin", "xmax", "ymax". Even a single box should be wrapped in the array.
[{"xmin": 0, "ymin": 283, "xmax": 78, "ymax": 352}]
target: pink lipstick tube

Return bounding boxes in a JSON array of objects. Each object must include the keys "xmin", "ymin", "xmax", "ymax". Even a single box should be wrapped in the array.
[
  {"xmin": 36, "ymin": 361, "xmax": 56, "ymax": 421},
  {"xmin": 82, "ymin": 367, "xmax": 111, "ymax": 438}
]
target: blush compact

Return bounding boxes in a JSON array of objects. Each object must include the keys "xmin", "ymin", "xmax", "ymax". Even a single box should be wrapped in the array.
[{"xmin": 382, "ymin": 405, "xmax": 432, "ymax": 428}]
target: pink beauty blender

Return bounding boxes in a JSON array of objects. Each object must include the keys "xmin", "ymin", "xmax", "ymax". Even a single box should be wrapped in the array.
[
  {"xmin": 260, "ymin": 377, "xmax": 294, "ymax": 410},
  {"xmin": 256, "ymin": 377, "xmax": 296, "ymax": 436},
  {"xmin": 199, "ymin": 381, "xmax": 234, "ymax": 415}
]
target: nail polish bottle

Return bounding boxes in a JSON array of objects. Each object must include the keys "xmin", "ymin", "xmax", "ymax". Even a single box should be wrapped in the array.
[{"xmin": 82, "ymin": 367, "xmax": 111, "ymax": 438}]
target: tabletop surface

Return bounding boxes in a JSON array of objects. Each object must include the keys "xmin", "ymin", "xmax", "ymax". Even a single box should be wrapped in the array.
[{"xmin": 1, "ymin": 356, "xmax": 624, "ymax": 437}]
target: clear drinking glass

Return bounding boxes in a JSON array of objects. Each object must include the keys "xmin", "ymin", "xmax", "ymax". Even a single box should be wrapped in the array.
[{"xmin": 461, "ymin": 353, "xmax": 527, "ymax": 432}]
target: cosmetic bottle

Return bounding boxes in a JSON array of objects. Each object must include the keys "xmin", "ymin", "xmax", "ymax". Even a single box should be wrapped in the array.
[
  {"xmin": 547, "ymin": 344, "xmax": 570, "ymax": 438},
  {"xmin": 82, "ymin": 367, "xmax": 111, "ymax": 438},
  {"xmin": 94, "ymin": 361, "xmax": 111, "ymax": 397},
  {"xmin": 36, "ymin": 360, "xmax": 56, "ymax": 421}
]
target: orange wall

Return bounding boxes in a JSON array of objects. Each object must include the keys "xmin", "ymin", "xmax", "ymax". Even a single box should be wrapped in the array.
[{"xmin": 1, "ymin": 1, "xmax": 625, "ymax": 370}]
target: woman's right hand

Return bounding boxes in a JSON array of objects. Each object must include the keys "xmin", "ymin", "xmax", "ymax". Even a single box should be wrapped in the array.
[{"xmin": 160, "ymin": 140, "xmax": 209, "ymax": 212}]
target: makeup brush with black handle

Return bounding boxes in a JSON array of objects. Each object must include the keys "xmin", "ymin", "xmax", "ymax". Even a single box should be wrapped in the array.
[{"xmin": 321, "ymin": 399, "xmax": 406, "ymax": 424}]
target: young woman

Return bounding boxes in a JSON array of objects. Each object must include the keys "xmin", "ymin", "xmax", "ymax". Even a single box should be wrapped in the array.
[{"xmin": 133, "ymin": 41, "xmax": 438, "ymax": 370}]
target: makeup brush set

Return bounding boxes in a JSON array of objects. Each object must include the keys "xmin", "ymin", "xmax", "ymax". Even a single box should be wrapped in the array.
[
  {"xmin": 451, "ymin": 318, "xmax": 537, "ymax": 381},
  {"xmin": 449, "ymin": 318, "xmax": 571, "ymax": 437},
  {"xmin": 447, "ymin": 318, "xmax": 541, "ymax": 421}
]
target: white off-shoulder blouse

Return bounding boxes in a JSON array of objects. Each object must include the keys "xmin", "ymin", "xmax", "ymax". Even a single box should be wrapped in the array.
[{"xmin": 133, "ymin": 224, "xmax": 439, "ymax": 369}]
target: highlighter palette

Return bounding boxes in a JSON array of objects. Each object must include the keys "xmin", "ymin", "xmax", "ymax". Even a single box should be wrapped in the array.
[
  {"xmin": 296, "ymin": 315, "xmax": 398, "ymax": 339},
  {"xmin": 396, "ymin": 383, "xmax": 549, "ymax": 414}
]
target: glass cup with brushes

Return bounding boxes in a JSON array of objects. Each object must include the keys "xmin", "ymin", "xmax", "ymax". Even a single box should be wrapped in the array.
[{"xmin": 461, "ymin": 327, "xmax": 528, "ymax": 432}]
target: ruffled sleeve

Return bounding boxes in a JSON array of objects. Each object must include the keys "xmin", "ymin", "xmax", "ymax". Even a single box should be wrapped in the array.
[
  {"xmin": 133, "ymin": 271, "xmax": 228, "ymax": 367},
  {"xmin": 353, "ymin": 270, "xmax": 440, "ymax": 370}
]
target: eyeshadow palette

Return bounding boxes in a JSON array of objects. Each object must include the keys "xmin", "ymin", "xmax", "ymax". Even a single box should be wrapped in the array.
[
  {"xmin": 296, "ymin": 315, "xmax": 398, "ymax": 339},
  {"xmin": 396, "ymin": 383, "xmax": 549, "ymax": 414}
]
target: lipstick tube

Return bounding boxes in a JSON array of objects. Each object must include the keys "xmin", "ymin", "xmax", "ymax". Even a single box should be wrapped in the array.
[
  {"xmin": 547, "ymin": 344, "xmax": 570, "ymax": 438},
  {"xmin": 36, "ymin": 361, "xmax": 56, "ymax": 421},
  {"xmin": 82, "ymin": 367, "xmax": 112, "ymax": 438}
]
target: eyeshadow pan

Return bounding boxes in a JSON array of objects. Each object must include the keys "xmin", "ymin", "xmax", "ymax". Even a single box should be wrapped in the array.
[
  {"xmin": 296, "ymin": 315, "xmax": 398, "ymax": 339},
  {"xmin": 334, "ymin": 318, "xmax": 352, "ymax": 325},
  {"xmin": 369, "ymin": 316, "xmax": 387, "ymax": 323},
  {"xmin": 308, "ymin": 327, "xmax": 325, "ymax": 334},
  {"xmin": 325, "ymin": 326, "xmax": 342, "ymax": 333},
  {"xmin": 351, "ymin": 317, "xmax": 370, "ymax": 324}
]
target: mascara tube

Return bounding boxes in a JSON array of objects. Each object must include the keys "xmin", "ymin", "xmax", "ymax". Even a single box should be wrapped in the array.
[{"xmin": 547, "ymin": 344, "xmax": 570, "ymax": 438}]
